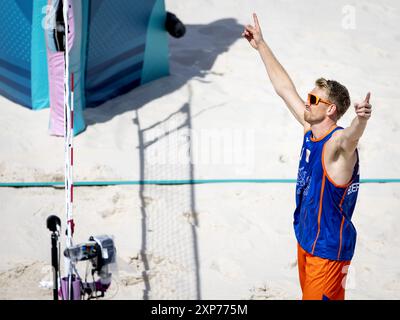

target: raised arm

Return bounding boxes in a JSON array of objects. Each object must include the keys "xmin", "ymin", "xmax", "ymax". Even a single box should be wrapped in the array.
[
  {"xmin": 337, "ymin": 92, "xmax": 372, "ymax": 155},
  {"xmin": 243, "ymin": 13, "xmax": 308, "ymax": 129}
]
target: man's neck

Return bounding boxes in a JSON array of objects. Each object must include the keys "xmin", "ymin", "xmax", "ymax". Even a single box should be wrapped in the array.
[{"xmin": 310, "ymin": 120, "xmax": 337, "ymax": 140}]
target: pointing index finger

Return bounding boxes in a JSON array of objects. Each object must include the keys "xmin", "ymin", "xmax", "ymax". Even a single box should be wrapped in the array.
[{"xmin": 253, "ymin": 13, "xmax": 260, "ymax": 29}]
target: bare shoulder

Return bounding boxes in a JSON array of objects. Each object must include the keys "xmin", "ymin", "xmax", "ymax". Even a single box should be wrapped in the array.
[
  {"xmin": 326, "ymin": 129, "xmax": 356, "ymax": 161},
  {"xmin": 323, "ymin": 130, "xmax": 340, "ymax": 160},
  {"xmin": 331, "ymin": 129, "xmax": 344, "ymax": 143}
]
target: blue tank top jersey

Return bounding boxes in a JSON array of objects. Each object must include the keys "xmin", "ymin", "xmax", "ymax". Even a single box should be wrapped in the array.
[{"xmin": 294, "ymin": 126, "xmax": 359, "ymax": 261}]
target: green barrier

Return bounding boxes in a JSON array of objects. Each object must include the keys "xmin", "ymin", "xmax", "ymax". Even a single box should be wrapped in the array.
[{"xmin": 0, "ymin": 179, "xmax": 400, "ymax": 188}]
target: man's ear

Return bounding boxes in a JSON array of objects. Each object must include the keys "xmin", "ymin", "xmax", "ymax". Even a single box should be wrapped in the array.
[{"xmin": 327, "ymin": 104, "xmax": 337, "ymax": 117}]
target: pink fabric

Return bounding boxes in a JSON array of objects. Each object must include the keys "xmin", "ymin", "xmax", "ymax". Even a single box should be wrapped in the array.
[
  {"xmin": 48, "ymin": 52, "xmax": 65, "ymax": 136},
  {"xmin": 47, "ymin": 0, "xmax": 75, "ymax": 136}
]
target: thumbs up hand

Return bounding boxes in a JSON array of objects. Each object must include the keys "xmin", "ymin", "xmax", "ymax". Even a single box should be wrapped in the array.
[{"xmin": 354, "ymin": 92, "xmax": 372, "ymax": 121}]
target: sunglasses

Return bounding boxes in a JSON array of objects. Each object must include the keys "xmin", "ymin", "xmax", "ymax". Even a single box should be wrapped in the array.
[{"xmin": 307, "ymin": 93, "xmax": 333, "ymax": 106}]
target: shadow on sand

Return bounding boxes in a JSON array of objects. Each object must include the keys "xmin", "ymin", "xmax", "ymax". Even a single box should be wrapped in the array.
[{"xmin": 85, "ymin": 18, "xmax": 244, "ymax": 300}]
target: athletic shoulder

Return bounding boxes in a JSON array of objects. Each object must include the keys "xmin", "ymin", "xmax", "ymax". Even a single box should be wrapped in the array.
[{"xmin": 327, "ymin": 128, "xmax": 356, "ymax": 160}]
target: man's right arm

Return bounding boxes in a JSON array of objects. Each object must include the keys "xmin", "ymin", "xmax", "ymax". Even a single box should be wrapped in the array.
[
  {"xmin": 257, "ymin": 41, "xmax": 308, "ymax": 127},
  {"xmin": 243, "ymin": 14, "xmax": 309, "ymax": 130}
]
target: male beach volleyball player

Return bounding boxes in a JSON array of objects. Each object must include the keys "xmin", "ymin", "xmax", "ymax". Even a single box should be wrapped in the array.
[{"xmin": 243, "ymin": 13, "xmax": 372, "ymax": 300}]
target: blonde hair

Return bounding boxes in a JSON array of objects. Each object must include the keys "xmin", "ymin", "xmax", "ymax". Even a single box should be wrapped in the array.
[{"xmin": 315, "ymin": 78, "xmax": 351, "ymax": 120}]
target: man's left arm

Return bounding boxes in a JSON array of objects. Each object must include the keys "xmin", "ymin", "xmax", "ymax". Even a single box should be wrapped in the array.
[{"xmin": 338, "ymin": 92, "xmax": 372, "ymax": 155}]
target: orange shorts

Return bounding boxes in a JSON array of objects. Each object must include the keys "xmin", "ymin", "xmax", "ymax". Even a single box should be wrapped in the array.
[{"xmin": 297, "ymin": 243, "xmax": 351, "ymax": 300}]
